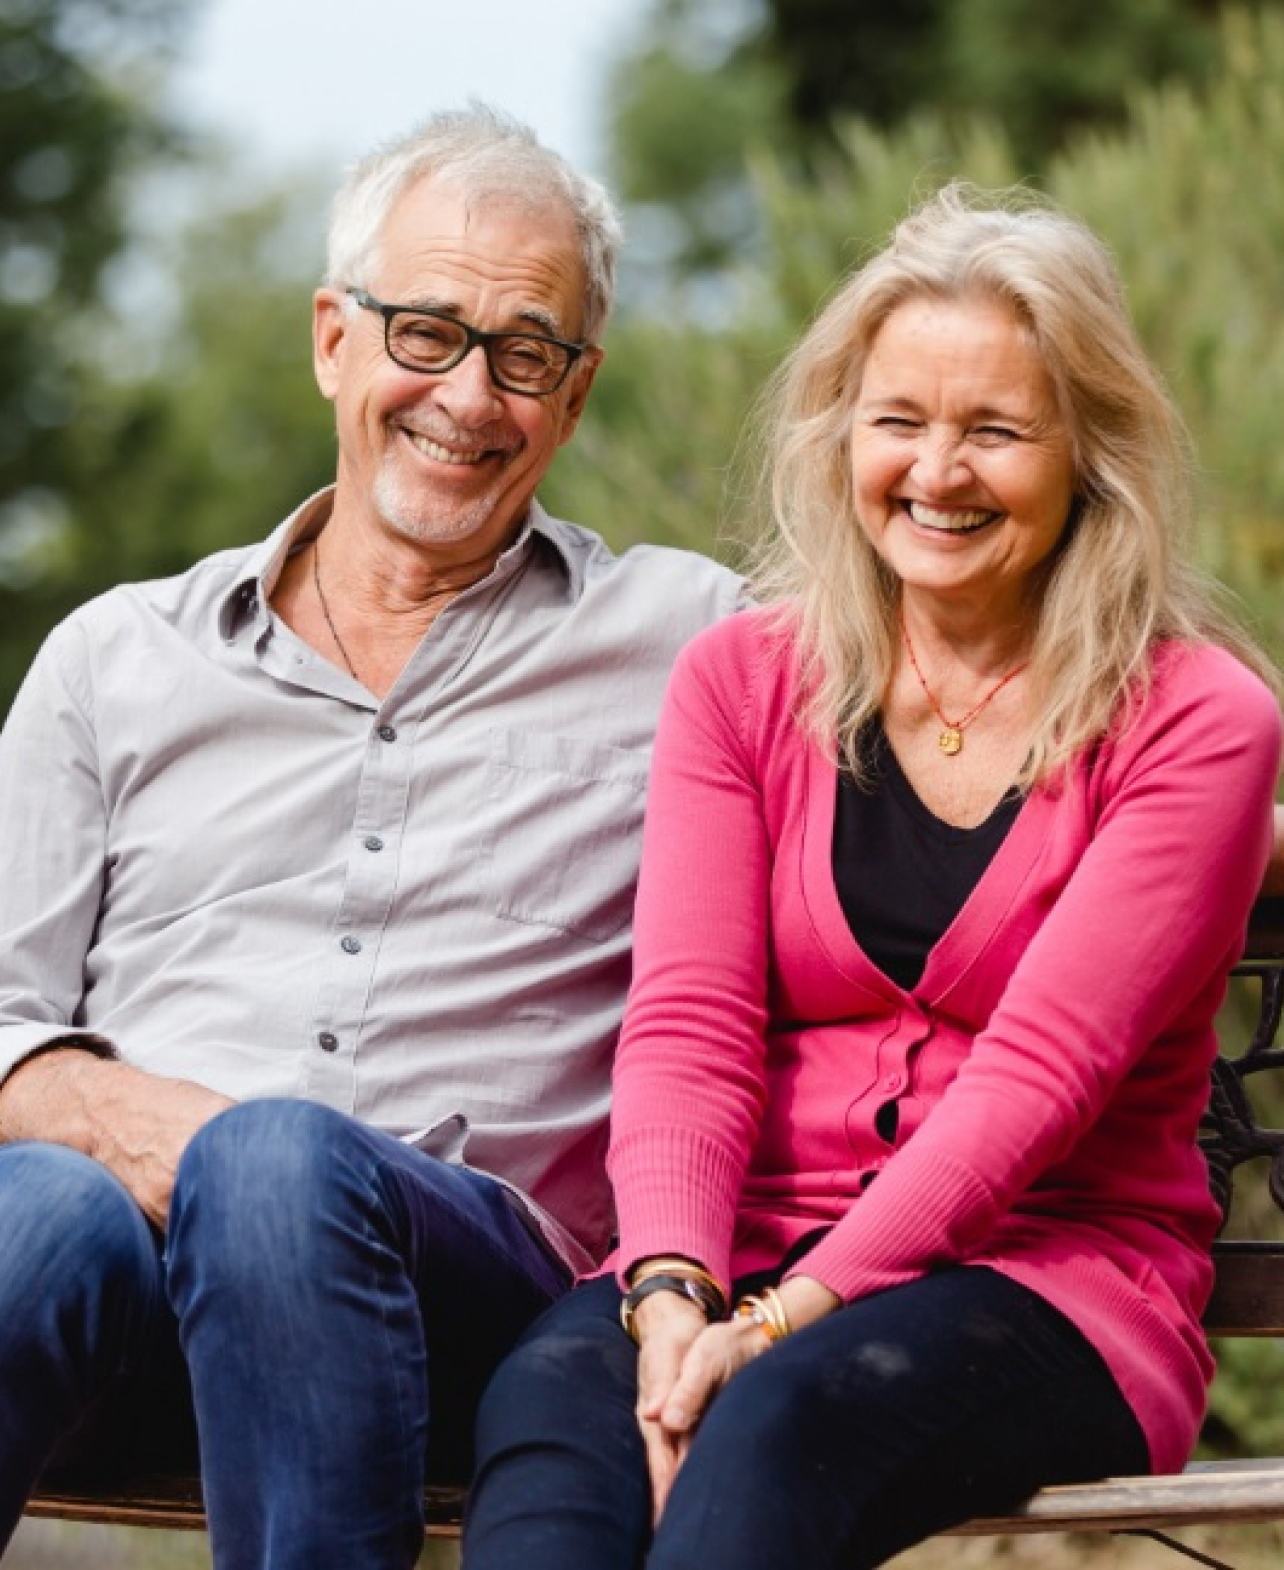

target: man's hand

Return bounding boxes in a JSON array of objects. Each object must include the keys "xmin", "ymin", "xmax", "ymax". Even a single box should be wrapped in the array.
[{"xmin": 0, "ymin": 1050, "xmax": 234, "ymax": 1228}]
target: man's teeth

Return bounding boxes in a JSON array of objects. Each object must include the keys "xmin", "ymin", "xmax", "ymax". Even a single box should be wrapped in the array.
[
  {"xmin": 409, "ymin": 433, "xmax": 486, "ymax": 466},
  {"xmin": 906, "ymin": 502, "xmax": 996, "ymax": 533}
]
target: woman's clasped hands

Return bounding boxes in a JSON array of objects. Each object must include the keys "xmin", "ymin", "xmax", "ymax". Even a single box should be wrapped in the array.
[{"xmin": 629, "ymin": 1272, "xmax": 841, "ymax": 1521}]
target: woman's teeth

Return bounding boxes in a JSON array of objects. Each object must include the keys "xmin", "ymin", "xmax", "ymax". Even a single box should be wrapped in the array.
[{"xmin": 905, "ymin": 501, "xmax": 997, "ymax": 534}]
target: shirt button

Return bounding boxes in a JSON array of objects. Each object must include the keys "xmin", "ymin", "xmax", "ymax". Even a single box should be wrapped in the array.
[
  {"xmin": 363, "ymin": 835, "xmax": 384, "ymax": 853},
  {"xmin": 377, "ymin": 725, "xmax": 397, "ymax": 743},
  {"xmin": 340, "ymin": 935, "xmax": 362, "ymax": 955},
  {"xmin": 318, "ymin": 1031, "xmax": 339, "ymax": 1053}
]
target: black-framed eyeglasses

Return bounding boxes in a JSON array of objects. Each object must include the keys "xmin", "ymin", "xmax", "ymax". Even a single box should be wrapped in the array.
[{"xmin": 346, "ymin": 288, "xmax": 586, "ymax": 397}]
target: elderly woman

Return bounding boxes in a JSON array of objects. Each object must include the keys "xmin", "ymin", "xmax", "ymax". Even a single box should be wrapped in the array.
[{"xmin": 461, "ymin": 185, "xmax": 1283, "ymax": 1570}]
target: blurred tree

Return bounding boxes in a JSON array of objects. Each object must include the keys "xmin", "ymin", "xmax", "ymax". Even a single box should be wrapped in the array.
[
  {"xmin": 606, "ymin": 0, "xmax": 1257, "ymax": 300},
  {"xmin": 60, "ymin": 173, "xmax": 334, "ymax": 594},
  {"xmin": 766, "ymin": 0, "xmax": 1231, "ymax": 166},
  {"xmin": 0, "ymin": 0, "xmax": 197, "ymax": 699},
  {"xmin": 765, "ymin": 0, "xmax": 949, "ymax": 133},
  {"xmin": 605, "ymin": 0, "xmax": 790, "ymax": 304},
  {"xmin": 572, "ymin": 7, "xmax": 1284, "ymax": 678},
  {"xmin": 0, "ymin": 166, "xmax": 337, "ymax": 706}
]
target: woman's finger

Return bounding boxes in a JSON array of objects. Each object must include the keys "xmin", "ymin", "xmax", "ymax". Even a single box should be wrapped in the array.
[
  {"xmin": 660, "ymin": 1318, "xmax": 770, "ymax": 1433},
  {"xmin": 631, "ymin": 1293, "xmax": 708, "ymax": 1522},
  {"xmin": 639, "ymin": 1409, "xmax": 684, "ymax": 1525}
]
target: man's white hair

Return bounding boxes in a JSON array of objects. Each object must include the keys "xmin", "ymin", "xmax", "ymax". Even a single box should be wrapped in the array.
[{"xmin": 325, "ymin": 102, "xmax": 623, "ymax": 343}]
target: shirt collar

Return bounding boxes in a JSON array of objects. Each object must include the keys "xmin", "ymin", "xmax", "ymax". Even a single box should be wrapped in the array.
[
  {"xmin": 218, "ymin": 488, "xmax": 584, "ymax": 644},
  {"xmin": 504, "ymin": 499, "xmax": 586, "ymax": 594},
  {"xmin": 217, "ymin": 487, "xmax": 333, "ymax": 642}
]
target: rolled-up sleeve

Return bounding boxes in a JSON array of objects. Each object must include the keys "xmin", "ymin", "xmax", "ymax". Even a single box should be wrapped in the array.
[{"xmin": 0, "ymin": 618, "xmax": 114, "ymax": 1080}]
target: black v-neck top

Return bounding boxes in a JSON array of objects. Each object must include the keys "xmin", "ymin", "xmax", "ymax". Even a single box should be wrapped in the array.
[{"xmin": 833, "ymin": 721, "xmax": 1024, "ymax": 991}]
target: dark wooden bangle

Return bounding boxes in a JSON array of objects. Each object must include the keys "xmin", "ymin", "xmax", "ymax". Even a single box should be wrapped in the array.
[{"xmin": 619, "ymin": 1273, "xmax": 725, "ymax": 1343}]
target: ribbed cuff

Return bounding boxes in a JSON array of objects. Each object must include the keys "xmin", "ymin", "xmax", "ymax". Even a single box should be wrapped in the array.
[
  {"xmin": 790, "ymin": 1148, "xmax": 998, "ymax": 1303},
  {"xmin": 609, "ymin": 1124, "xmax": 744, "ymax": 1291}
]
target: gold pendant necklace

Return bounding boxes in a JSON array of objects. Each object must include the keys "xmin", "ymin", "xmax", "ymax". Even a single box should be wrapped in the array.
[{"xmin": 899, "ymin": 612, "xmax": 1028, "ymax": 756}]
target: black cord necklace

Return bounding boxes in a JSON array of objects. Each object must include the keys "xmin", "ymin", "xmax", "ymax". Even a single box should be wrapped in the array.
[{"xmin": 312, "ymin": 536, "xmax": 361, "ymax": 683}]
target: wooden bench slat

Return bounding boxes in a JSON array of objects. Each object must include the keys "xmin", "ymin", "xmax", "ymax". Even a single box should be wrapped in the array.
[
  {"xmin": 25, "ymin": 1475, "xmax": 206, "ymax": 1532},
  {"xmin": 24, "ymin": 1476, "xmax": 470, "ymax": 1536},
  {"xmin": 952, "ymin": 1460, "xmax": 1284, "ymax": 1534},
  {"xmin": 32, "ymin": 1460, "xmax": 1284, "ymax": 1540},
  {"xmin": 1203, "ymin": 1245, "xmax": 1284, "ymax": 1336}
]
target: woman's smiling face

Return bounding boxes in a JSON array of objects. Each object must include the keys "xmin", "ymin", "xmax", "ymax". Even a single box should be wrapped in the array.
[{"xmin": 849, "ymin": 293, "xmax": 1077, "ymax": 623}]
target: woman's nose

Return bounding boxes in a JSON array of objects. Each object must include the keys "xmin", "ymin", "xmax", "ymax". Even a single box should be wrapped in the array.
[{"xmin": 910, "ymin": 429, "xmax": 970, "ymax": 492}]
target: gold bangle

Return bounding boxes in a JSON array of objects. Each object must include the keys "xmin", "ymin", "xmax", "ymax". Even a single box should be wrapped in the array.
[{"xmin": 734, "ymin": 1286, "xmax": 791, "ymax": 1344}]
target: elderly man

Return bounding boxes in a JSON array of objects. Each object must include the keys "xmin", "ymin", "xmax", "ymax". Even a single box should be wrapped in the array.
[{"xmin": 0, "ymin": 107, "xmax": 741, "ymax": 1568}]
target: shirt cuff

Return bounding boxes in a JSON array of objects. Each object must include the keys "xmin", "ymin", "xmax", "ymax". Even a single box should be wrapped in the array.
[{"xmin": 9, "ymin": 1033, "xmax": 118, "ymax": 1077}]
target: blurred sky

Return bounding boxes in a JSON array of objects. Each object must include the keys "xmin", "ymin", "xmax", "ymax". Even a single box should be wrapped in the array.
[{"xmin": 164, "ymin": 0, "xmax": 644, "ymax": 183}]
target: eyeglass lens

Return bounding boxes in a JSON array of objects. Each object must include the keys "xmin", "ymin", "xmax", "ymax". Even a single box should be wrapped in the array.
[{"xmin": 388, "ymin": 312, "xmax": 571, "ymax": 392}]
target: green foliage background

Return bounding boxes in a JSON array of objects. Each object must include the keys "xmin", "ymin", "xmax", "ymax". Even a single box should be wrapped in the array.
[
  {"xmin": 548, "ymin": 7, "xmax": 1284, "ymax": 678},
  {"xmin": 5, "ymin": 2, "xmax": 1284, "ymax": 706}
]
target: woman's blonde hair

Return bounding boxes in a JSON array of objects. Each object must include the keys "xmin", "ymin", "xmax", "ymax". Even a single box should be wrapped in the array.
[{"xmin": 748, "ymin": 181, "xmax": 1276, "ymax": 784}]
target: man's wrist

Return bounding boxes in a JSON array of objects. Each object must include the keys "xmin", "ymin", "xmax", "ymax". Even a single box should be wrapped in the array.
[
  {"xmin": 5, "ymin": 1035, "xmax": 119, "ymax": 1093},
  {"xmin": 15, "ymin": 1034, "xmax": 118, "ymax": 1070},
  {"xmin": 0, "ymin": 1035, "xmax": 120, "ymax": 1149}
]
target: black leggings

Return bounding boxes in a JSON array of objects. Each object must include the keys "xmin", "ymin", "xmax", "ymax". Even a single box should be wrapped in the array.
[{"xmin": 463, "ymin": 1266, "xmax": 1150, "ymax": 1570}]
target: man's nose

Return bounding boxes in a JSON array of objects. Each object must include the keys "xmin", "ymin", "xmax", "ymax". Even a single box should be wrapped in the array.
[{"xmin": 433, "ymin": 344, "xmax": 506, "ymax": 424}]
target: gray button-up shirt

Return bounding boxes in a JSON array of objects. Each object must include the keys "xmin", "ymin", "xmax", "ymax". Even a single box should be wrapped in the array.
[{"xmin": 0, "ymin": 488, "xmax": 743, "ymax": 1270}]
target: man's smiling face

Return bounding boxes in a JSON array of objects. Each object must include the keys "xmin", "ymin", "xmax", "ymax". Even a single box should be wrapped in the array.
[{"xmin": 313, "ymin": 175, "xmax": 601, "ymax": 565}]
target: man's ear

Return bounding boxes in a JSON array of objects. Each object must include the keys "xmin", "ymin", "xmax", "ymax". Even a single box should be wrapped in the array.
[
  {"xmin": 556, "ymin": 346, "xmax": 604, "ymax": 448},
  {"xmin": 313, "ymin": 289, "xmax": 349, "ymax": 401}
]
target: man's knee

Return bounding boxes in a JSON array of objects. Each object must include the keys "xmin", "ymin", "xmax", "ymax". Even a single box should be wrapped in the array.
[
  {"xmin": 169, "ymin": 1099, "xmax": 374, "ymax": 1296},
  {"xmin": 174, "ymin": 1099, "xmax": 354, "ymax": 1217},
  {"xmin": 0, "ymin": 1142, "xmax": 153, "ymax": 1287},
  {"xmin": 0, "ymin": 1142, "xmax": 157, "ymax": 1299}
]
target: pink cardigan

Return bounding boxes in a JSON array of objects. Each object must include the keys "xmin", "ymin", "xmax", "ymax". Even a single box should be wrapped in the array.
[{"xmin": 607, "ymin": 610, "xmax": 1281, "ymax": 1474}]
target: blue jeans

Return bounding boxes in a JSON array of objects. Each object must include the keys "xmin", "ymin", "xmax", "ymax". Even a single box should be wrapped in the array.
[
  {"xmin": 464, "ymin": 1268, "xmax": 1150, "ymax": 1570},
  {"xmin": 0, "ymin": 1099, "xmax": 569, "ymax": 1568}
]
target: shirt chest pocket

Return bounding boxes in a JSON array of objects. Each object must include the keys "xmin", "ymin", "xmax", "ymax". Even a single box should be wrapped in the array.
[{"xmin": 481, "ymin": 727, "xmax": 650, "ymax": 943}]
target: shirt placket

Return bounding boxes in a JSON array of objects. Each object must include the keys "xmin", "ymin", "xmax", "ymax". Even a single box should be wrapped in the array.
[
  {"xmin": 301, "ymin": 711, "xmax": 414, "ymax": 1109},
  {"xmin": 296, "ymin": 550, "xmax": 533, "ymax": 1111}
]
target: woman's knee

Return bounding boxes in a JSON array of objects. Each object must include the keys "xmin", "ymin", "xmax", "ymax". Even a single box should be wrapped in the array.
[
  {"xmin": 477, "ymin": 1281, "xmax": 638, "ymax": 1455},
  {"xmin": 468, "ymin": 1283, "xmax": 651, "ymax": 1566}
]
